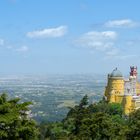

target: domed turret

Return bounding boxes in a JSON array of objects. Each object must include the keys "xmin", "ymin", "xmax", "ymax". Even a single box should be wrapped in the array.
[
  {"xmin": 104, "ymin": 67, "xmax": 124, "ymax": 103},
  {"xmin": 110, "ymin": 68, "xmax": 123, "ymax": 78}
]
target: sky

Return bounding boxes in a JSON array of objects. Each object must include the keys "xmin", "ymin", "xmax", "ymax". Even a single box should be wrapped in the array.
[{"xmin": 0, "ymin": 0, "xmax": 140, "ymax": 75}]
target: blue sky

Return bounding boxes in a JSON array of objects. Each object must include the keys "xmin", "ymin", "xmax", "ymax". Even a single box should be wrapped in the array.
[{"xmin": 0, "ymin": 0, "xmax": 140, "ymax": 75}]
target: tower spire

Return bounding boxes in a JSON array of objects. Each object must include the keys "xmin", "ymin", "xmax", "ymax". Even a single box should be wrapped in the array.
[{"xmin": 130, "ymin": 66, "xmax": 137, "ymax": 78}]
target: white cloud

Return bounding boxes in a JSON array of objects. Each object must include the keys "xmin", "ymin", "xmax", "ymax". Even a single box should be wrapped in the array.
[
  {"xmin": 105, "ymin": 54, "xmax": 137, "ymax": 60},
  {"xmin": 106, "ymin": 48, "xmax": 119, "ymax": 56},
  {"xmin": 16, "ymin": 46, "xmax": 29, "ymax": 52},
  {"xmin": 6, "ymin": 45, "xmax": 13, "ymax": 49},
  {"xmin": 0, "ymin": 39, "xmax": 4, "ymax": 46},
  {"xmin": 27, "ymin": 26, "xmax": 67, "ymax": 38},
  {"xmin": 118, "ymin": 54, "xmax": 137, "ymax": 60},
  {"xmin": 105, "ymin": 19, "xmax": 138, "ymax": 28},
  {"xmin": 76, "ymin": 31, "xmax": 117, "ymax": 51}
]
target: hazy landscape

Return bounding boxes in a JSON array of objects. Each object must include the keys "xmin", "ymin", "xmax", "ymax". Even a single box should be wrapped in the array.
[{"xmin": 0, "ymin": 74, "xmax": 106, "ymax": 122}]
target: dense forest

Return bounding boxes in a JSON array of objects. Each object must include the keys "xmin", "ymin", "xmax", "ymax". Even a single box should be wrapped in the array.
[{"xmin": 1, "ymin": 93, "xmax": 140, "ymax": 140}]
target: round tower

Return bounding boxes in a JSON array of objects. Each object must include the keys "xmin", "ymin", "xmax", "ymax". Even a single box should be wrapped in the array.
[
  {"xmin": 109, "ymin": 68, "xmax": 124, "ymax": 94},
  {"xmin": 105, "ymin": 68, "xmax": 124, "ymax": 103}
]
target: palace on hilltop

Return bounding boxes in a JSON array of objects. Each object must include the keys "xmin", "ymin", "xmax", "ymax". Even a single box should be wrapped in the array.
[{"xmin": 104, "ymin": 66, "xmax": 140, "ymax": 115}]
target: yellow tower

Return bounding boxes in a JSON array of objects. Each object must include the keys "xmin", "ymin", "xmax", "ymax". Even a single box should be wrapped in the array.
[{"xmin": 105, "ymin": 68, "xmax": 124, "ymax": 104}]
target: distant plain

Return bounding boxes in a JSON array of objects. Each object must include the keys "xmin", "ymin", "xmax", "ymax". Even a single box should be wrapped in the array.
[{"xmin": 0, "ymin": 74, "xmax": 106, "ymax": 122}]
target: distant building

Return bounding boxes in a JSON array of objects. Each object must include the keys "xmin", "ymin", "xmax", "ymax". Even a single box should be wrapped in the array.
[{"xmin": 104, "ymin": 66, "xmax": 140, "ymax": 115}]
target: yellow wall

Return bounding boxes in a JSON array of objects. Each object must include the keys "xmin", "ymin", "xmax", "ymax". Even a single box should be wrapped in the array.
[
  {"xmin": 115, "ymin": 95, "xmax": 124, "ymax": 104},
  {"xmin": 136, "ymin": 82, "xmax": 140, "ymax": 95},
  {"xmin": 109, "ymin": 78, "xmax": 124, "ymax": 94},
  {"xmin": 109, "ymin": 93, "xmax": 115, "ymax": 103},
  {"xmin": 123, "ymin": 95, "xmax": 133, "ymax": 115},
  {"xmin": 105, "ymin": 77, "xmax": 124, "ymax": 103}
]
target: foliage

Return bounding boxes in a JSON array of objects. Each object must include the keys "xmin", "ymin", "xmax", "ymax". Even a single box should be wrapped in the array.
[
  {"xmin": 89, "ymin": 100, "xmax": 123, "ymax": 116},
  {"xmin": 39, "ymin": 95, "xmax": 140, "ymax": 140},
  {"xmin": 0, "ymin": 93, "xmax": 39, "ymax": 140},
  {"xmin": 4, "ymin": 93, "xmax": 138, "ymax": 140},
  {"xmin": 126, "ymin": 109, "xmax": 140, "ymax": 140},
  {"xmin": 78, "ymin": 112, "xmax": 128, "ymax": 140}
]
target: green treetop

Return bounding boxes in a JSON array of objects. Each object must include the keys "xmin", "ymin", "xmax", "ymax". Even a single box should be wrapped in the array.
[{"xmin": 0, "ymin": 93, "xmax": 39, "ymax": 140}]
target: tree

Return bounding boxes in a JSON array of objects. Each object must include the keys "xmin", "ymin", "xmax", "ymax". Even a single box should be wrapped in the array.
[
  {"xmin": 67, "ymin": 95, "xmax": 90, "ymax": 135},
  {"xmin": 38, "ymin": 95, "xmax": 129, "ymax": 140},
  {"xmin": 127, "ymin": 109, "xmax": 140, "ymax": 140},
  {"xmin": 77, "ymin": 112, "xmax": 127, "ymax": 140},
  {"xmin": 66, "ymin": 95, "xmax": 89, "ymax": 118},
  {"xmin": 0, "ymin": 93, "xmax": 39, "ymax": 140},
  {"xmin": 67, "ymin": 97, "xmax": 127, "ymax": 139},
  {"xmin": 79, "ymin": 94, "xmax": 88, "ymax": 108},
  {"xmin": 89, "ymin": 100, "xmax": 123, "ymax": 116}
]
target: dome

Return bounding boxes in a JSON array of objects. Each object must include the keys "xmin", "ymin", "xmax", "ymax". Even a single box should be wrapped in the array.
[{"xmin": 110, "ymin": 68, "xmax": 123, "ymax": 78}]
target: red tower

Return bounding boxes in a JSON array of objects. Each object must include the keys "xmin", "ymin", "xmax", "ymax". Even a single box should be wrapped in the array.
[{"xmin": 130, "ymin": 66, "xmax": 137, "ymax": 77}]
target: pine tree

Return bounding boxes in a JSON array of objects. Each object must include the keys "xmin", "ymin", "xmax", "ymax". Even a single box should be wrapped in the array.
[{"xmin": 0, "ymin": 93, "xmax": 39, "ymax": 140}]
